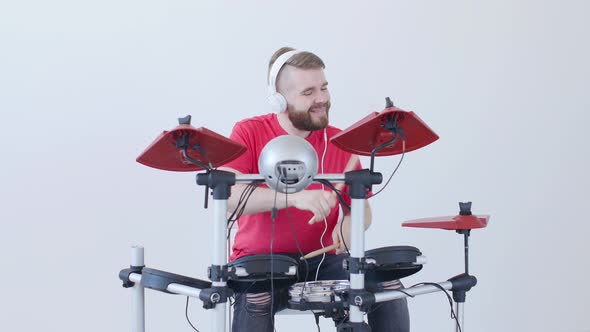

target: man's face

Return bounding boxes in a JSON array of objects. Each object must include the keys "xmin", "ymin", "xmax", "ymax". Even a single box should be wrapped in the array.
[{"xmin": 280, "ymin": 67, "xmax": 330, "ymax": 131}]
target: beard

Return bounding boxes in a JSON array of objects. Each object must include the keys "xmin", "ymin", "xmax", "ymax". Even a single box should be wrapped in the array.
[{"xmin": 287, "ymin": 101, "xmax": 331, "ymax": 131}]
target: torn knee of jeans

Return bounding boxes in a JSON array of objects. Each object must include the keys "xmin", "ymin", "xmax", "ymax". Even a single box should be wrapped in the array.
[
  {"xmin": 379, "ymin": 280, "xmax": 402, "ymax": 290},
  {"xmin": 246, "ymin": 292, "xmax": 272, "ymax": 306}
]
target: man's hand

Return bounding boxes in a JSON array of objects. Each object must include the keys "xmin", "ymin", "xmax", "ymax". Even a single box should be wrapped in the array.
[
  {"xmin": 290, "ymin": 190, "xmax": 337, "ymax": 223},
  {"xmin": 331, "ymin": 222, "xmax": 346, "ymax": 254}
]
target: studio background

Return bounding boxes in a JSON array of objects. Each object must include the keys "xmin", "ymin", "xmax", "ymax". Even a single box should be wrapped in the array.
[{"xmin": 1, "ymin": 1, "xmax": 588, "ymax": 331}]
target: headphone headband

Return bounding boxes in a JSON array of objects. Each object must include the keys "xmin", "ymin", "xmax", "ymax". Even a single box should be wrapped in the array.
[{"xmin": 268, "ymin": 50, "xmax": 302, "ymax": 94}]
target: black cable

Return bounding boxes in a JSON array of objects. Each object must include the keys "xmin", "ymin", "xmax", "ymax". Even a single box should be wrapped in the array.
[
  {"xmin": 227, "ymin": 181, "xmax": 263, "ymax": 239},
  {"xmin": 191, "ymin": 143, "xmax": 214, "ymax": 169},
  {"xmin": 284, "ymin": 184, "xmax": 310, "ymax": 299},
  {"xmin": 315, "ymin": 179, "xmax": 351, "ymax": 211},
  {"xmin": 185, "ymin": 296, "xmax": 200, "ymax": 332},
  {"xmin": 181, "ymin": 147, "xmax": 210, "ymax": 170},
  {"xmin": 314, "ymin": 315, "xmax": 321, "ymax": 332},
  {"xmin": 318, "ymin": 179, "xmax": 350, "ymax": 255},
  {"xmin": 227, "ymin": 181, "xmax": 260, "ymax": 226},
  {"xmin": 369, "ymin": 139, "xmax": 406, "ymax": 198},
  {"xmin": 364, "ymin": 280, "xmax": 459, "ymax": 331},
  {"xmin": 339, "ymin": 215, "xmax": 350, "ymax": 255},
  {"xmin": 408, "ymin": 282, "xmax": 462, "ymax": 332},
  {"xmin": 390, "ymin": 288, "xmax": 414, "ymax": 298},
  {"xmin": 315, "ymin": 179, "xmax": 350, "ymax": 255},
  {"xmin": 231, "ymin": 281, "xmax": 259, "ymax": 307},
  {"xmin": 228, "ymin": 182, "xmax": 254, "ymax": 223},
  {"xmin": 369, "ymin": 130, "xmax": 399, "ymax": 172},
  {"xmin": 364, "ymin": 287, "xmax": 415, "ymax": 316}
]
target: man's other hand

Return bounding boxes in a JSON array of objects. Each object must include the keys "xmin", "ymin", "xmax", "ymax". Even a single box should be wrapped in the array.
[{"xmin": 290, "ymin": 190, "xmax": 337, "ymax": 223}]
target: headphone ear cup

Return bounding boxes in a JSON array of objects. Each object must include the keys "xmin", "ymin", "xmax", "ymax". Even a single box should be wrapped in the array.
[
  {"xmin": 268, "ymin": 93, "xmax": 287, "ymax": 113},
  {"xmin": 276, "ymin": 93, "xmax": 287, "ymax": 113}
]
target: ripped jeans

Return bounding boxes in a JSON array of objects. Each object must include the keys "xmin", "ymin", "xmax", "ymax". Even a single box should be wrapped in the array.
[{"xmin": 232, "ymin": 254, "xmax": 410, "ymax": 332}]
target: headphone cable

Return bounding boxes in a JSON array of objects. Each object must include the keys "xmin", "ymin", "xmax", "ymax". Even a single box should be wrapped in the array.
[
  {"xmin": 370, "ymin": 140, "xmax": 406, "ymax": 198},
  {"xmin": 315, "ymin": 128, "xmax": 329, "ymax": 280}
]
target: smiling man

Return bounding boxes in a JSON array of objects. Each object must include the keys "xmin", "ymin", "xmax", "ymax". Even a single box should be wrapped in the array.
[{"xmin": 220, "ymin": 47, "xmax": 410, "ymax": 332}]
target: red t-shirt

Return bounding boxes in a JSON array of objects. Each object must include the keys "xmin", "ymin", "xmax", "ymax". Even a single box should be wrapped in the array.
[{"xmin": 224, "ymin": 113, "xmax": 362, "ymax": 260}]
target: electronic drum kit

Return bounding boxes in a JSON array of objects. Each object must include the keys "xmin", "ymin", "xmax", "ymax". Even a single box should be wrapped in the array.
[{"xmin": 119, "ymin": 98, "xmax": 490, "ymax": 332}]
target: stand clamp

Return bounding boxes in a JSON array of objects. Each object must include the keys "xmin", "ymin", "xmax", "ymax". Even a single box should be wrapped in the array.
[
  {"xmin": 338, "ymin": 288, "xmax": 376, "ymax": 313},
  {"xmin": 196, "ymin": 170, "xmax": 235, "ymax": 200},
  {"xmin": 345, "ymin": 169, "xmax": 382, "ymax": 199},
  {"xmin": 342, "ymin": 257, "xmax": 373, "ymax": 274},
  {"xmin": 448, "ymin": 273, "xmax": 478, "ymax": 303},
  {"xmin": 199, "ymin": 286, "xmax": 234, "ymax": 309},
  {"xmin": 119, "ymin": 265, "xmax": 144, "ymax": 288},
  {"xmin": 208, "ymin": 264, "xmax": 236, "ymax": 282}
]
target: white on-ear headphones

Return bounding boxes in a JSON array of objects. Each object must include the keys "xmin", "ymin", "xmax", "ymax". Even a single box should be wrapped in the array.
[{"xmin": 268, "ymin": 50, "xmax": 302, "ymax": 113}]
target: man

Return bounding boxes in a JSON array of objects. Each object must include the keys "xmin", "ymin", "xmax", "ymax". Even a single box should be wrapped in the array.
[{"xmin": 220, "ymin": 47, "xmax": 409, "ymax": 331}]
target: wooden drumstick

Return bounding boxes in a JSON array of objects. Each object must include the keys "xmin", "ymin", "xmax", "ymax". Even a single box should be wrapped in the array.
[
  {"xmin": 300, "ymin": 241, "xmax": 341, "ymax": 260},
  {"xmin": 308, "ymin": 154, "xmax": 359, "ymax": 225}
]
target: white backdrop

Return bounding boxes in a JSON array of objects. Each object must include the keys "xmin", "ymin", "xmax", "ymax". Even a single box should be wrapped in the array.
[{"xmin": 1, "ymin": 1, "xmax": 589, "ymax": 331}]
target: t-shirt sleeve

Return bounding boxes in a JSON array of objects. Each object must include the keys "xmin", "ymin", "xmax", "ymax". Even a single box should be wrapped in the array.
[{"xmin": 222, "ymin": 122, "xmax": 255, "ymax": 174}]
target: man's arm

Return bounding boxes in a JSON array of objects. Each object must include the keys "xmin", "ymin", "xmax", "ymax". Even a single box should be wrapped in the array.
[{"xmin": 219, "ymin": 166, "xmax": 337, "ymax": 222}]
